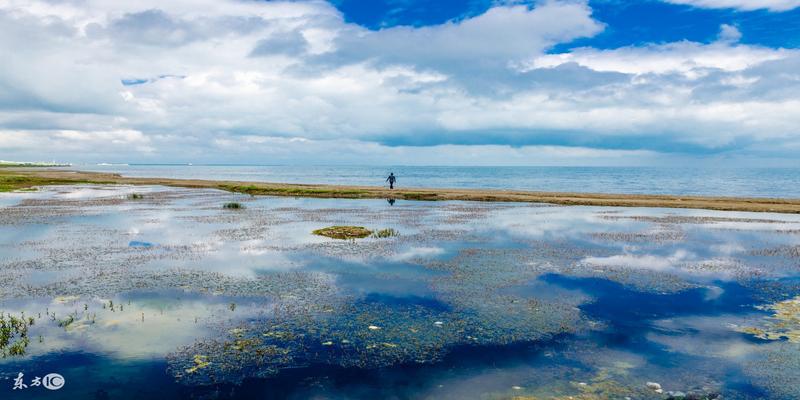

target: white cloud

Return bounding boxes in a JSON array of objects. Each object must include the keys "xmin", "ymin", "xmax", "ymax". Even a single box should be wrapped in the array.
[
  {"xmin": 528, "ymin": 40, "xmax": 787, "ymax": 77},
  {"xmin": 664, "ymin": 0, "xmax": 800, "ymax": 11},
  {"xmin": 0, "ymin": 0, "xmax": 799, "ymax": 164},
  {"xmin": 718, "ymin": 24, "xmax": 742, "ymax": 43}
]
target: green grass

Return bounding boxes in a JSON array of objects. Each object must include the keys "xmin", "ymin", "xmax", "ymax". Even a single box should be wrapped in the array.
[
  {"xmin": 312, "ymin": 226, "xmax": 373, "ymax": 240},
  {"xmin": 0, "ymin": 174, "xmax": 101, "ymax": 192},
  {"xmin": 371, "ymin": 228, "xmax": 400, "ymax": 238},
  {"xmin": 220, "ymin": 184, "xmax": 369, "ymax": 198},
  {"xmin": 223, "ymin": 202, "xmax": 244, "ymax": 209},
  {"xmin": 400, "ymin": 192, "xmax": 438, "ymax": 201},
  {"xmin": 1, "ymin": 312, "xmax": 31, "ymax": 358}
]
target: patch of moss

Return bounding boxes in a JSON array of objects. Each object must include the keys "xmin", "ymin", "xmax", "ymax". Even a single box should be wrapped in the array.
[{"xmin": 313, "ymin": 226, "xmax": 373, "ymax": 240}]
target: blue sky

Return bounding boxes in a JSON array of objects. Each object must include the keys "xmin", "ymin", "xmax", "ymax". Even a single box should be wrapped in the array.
[
  {"xmin": 566, "ymin": 1, "xmax": 800, "ymax": 48},
  {"xmin": 1, "ymin": 0, "xmax": 799, "ymax": 166},
  {"xmin": 335, "ymin": 0, "xmax": 800, "ymax": 48}
]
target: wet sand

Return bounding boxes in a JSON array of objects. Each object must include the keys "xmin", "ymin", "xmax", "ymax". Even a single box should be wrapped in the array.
[{"xmin": 3, "ymin": 167, "xmax": 800, "ymax": 213}]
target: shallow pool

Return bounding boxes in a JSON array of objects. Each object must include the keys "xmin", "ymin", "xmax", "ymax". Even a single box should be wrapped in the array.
[{"xmin": 1, "ymin": 185, "xmax": 799, "ymax": 399}]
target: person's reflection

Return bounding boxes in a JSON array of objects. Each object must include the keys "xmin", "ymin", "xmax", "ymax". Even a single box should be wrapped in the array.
[{"xmin": 387, "ymin": 198, "xmax": 396, "ymax": 206}]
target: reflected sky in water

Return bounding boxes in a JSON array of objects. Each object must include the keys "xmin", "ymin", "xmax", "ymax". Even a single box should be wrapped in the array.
[{"xmin": 1, "ymin": 185, "xmax": 800, "ymax": 399}]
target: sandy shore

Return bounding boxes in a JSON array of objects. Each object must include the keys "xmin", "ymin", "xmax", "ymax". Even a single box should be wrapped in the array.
[{"xmin": 3, "ymin": 168, "xmax": 800, "ymax": 213}]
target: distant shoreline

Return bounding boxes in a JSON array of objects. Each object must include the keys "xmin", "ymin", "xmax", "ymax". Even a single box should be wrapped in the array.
[
  {"xmin": 0, "ymin": 161, "xmax": 71, "ymax": 167},
  {"xmin": 3, "ymin": 168, "xmax": 800, "ymax": 214}
]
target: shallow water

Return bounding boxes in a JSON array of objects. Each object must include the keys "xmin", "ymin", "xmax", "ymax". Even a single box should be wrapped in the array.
[
  {"xmin": 70, "ymin": 164, "xmax": 800, "ymax": 198},
  {"xmin": 1, "ymin": 185, "xmax": 800, "ymax": 399}
]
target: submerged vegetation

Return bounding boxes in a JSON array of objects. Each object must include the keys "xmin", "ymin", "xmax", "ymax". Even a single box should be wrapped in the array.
[
  {"xmin": 127, "ymin": 193, "xmax": 144, "ymax": 200},
  {"xmin": 5, "ymin": 183, "xmax": 800, "ymax": 397},
  {"xmin": 223, "ymin": 202, "xmax": 244, "ymax": 209},
  {"xmin": 737, "ymin": 296, "xmax": 800, "ymax": 343},
  {"xmin": 313, "ymin": 226, "xmax": 373, "ymax": 239}
]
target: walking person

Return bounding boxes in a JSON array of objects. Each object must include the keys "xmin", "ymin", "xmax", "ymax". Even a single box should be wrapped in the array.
[{"xmin": 386, "ymin": 172, "xmax": 396, "ymax": 189}]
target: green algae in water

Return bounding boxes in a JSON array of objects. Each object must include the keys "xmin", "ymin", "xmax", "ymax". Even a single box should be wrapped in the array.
[
  {"xmin": 313, "ymin": 226, "xmax": 372, "ymax": 240},
  {"xmin": 185, "ymin": 354, "xmax": 211, "ymax": 374},
  {"xmin": 168, "ymin": 296, "xmax": 582, "ymax": 385},
  {"xmin": 737, "ymin": 296, "xmax": 800, "ymax": 343}
]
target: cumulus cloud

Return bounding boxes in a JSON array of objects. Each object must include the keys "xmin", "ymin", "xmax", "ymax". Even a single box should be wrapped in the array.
[
  {"xmin": 0, "ymin": 0, "xmax": 799, "ymax": 164},
  {"xmin": 664, "ymin": 0, "xmax": 800, "ymax": 11},
  {"xmin": 528, "ymin": 25, "xmax": 785, "ymax": 76}
]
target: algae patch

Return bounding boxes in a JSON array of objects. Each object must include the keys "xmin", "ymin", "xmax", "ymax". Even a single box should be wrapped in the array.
[
  {"xmin": 313, "ymin": 226, "xmax": 372, "ymax": 240},
  {"xmin": 737, "ymin": 296, "xmax": 800, "ymax": 342},
  {"xmin": 185, "ymin": 354, "xmax": 211, "ymax": 374}
]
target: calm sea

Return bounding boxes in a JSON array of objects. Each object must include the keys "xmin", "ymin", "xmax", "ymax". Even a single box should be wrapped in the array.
[{"xmin": 67, "ymin": 164, "xmax": 800, "ymax": 198}]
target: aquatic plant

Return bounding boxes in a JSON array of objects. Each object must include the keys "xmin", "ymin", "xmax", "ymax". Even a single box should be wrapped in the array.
[
  {"xmin": 127, "ymin": 193, "xmax": 144, "ymax": 200},
  {"xmin": 312, "ymin": 226, "xmax": 372, "ymax": 240},
  {"xmin": 168, "ymin": 293, "xmax": 580, "ymax": 386},
  {"xmin": 223, "ymin": 202, "xmax": 244, "ymax": 209},
  {"xmin": 370, "ymin": 228, "xmax": 400, "ymax": 238},
  {"xmin": 185, "ymin": 354, "xmax": 211, "ymax": 374},
  {"xmin": 0, "ymin": 312, "xmax": 30, "ymax": 358},
  {"xmin": 57, "ymin": 314, "xmax": 76, "ymax": 329}
]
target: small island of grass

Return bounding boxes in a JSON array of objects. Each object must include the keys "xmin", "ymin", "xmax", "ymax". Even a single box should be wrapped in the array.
[{"xmin": 312, "ymin": 226, "xmax": 372, "ymax": 240}]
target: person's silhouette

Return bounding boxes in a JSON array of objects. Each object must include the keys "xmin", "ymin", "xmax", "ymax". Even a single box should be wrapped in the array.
[{"xmin": 386, "ymin": 172, "xmax": 396, "ymax": 189}]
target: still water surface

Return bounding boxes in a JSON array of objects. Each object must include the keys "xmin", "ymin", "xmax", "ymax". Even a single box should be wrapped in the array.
[
  {"xmin": 71, "ymin": 164, "xmax": 800, "ymax": 198},
  {"xmin": 1, "ymin": 185, "xmax": 799, "ymax": 399}
]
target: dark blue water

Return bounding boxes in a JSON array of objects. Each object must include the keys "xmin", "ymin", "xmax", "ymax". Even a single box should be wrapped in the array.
[
  {"xmin": 70, "ymin": 164, "xmax": 800, "ymax": 198},
  {"xmin": 2, "ymin": 275, "xmax": 768, "ymax": 400}
]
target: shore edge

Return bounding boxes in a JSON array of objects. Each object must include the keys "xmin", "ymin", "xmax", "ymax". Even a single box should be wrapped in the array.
[{"xmin": 2, "ymin": 168, "xmax": 800, "ymax": 214}]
